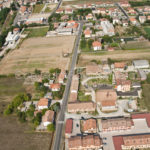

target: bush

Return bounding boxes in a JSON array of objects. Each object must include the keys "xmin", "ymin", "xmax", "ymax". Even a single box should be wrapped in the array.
[
  {"xmin": 17, "ymin": 111, "xmax": 26, "ymax": 123},
  {"xmin": 47, "ymin": 124, "xmax": 55, "ymax": 132},
  {"xmin": 4, "ymin": 104, "xmax": 13, "ymax": 115}
]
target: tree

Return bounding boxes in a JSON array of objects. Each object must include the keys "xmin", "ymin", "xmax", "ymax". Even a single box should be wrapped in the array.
[
  {"xmin": 80, "ymin": 39, "xmax": 86, "ymax": 49},
  {"xmin": 147, "ymin": 73, "xmax": 150, "ymax": 84},
  {"xmin": 50, "ymin": 102, "xmax": 60, "ymax": 112},
  {"xmin": 34, "ymin": 69, "xmax": 41, "ymax": 75},
  {"xmin": 49, "ymin": 23, "xmax": 54, "ymax": 31},
  {"xmin": 102, "ymin": 35, "xmax": 112, "ymax": 43},
  {"xmin": 87, "ymin": 39, "xmax": 94, "ymax": 50},
  {"xmin": 47, "ymin": 124, "xmax": 55, "ymax": 132},
  {"xmin": 4, "ymin": 104, "xmax": 13, "ymax": 115},
  {"xmin": 33, "ymin": 112, "xmax": 42, "ymax": 126}
]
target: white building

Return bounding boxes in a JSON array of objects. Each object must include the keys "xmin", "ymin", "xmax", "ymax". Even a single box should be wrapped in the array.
[
  {"xmin": 101, "ymin": 19, "xmax": 115, "ymax": 36},
  {"xmin": 5, "ymin": 31, "xmax": 19, "ymax": 45},
  {"xmin": 133, "ymin": 60, "xmax": 150, "ymax": 69}
]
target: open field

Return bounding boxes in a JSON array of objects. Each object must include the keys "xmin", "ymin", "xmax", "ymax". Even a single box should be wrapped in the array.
[
  {"xmin": 121, "ymin": 40, "xmax": 150, "ymax": 50},
  {"xmin": 44, "ymin": 4, "xmax": 56, "ymax": 13},
  {"xmin": 0, "ymin": 36, "xmax": 75, "ymax": 74},
  {"xmin": 139, "ymin": 84, "xmax": 150, "ymax": 111},
  {"xmin": 78, "ymin": 49, "xmax": 150, "ymax": 67},
  {"xmin": 24, "ymin": 27, "xmax": 49, "ymax": 38},
  {"xmin": 0, "ymin": 76, "xmax": 52, "ymax": 150},
  {"xmin": 33, "ymin": 4, "xmax": 44, "ymax": 13},
  {"xmin": 0, "ymin": 115, "xmax": 52, "ymax": 150}
]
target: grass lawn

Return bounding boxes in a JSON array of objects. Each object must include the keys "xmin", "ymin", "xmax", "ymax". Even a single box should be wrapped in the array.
[
  {"xmin": 144, "ymin": 27, "xmax": 150, "ymax": 36},
  {"xmin": 44, "ymin": 7, "xmax": 51, "ymax": 13},
  {"xmin": 24, "ymin": 27, "xmax": 49, "ymax": 38},
  {"xmin": 78, "ymin": 91, "xmax": 92, "ymax": 102},
  {"xmin": 139, "ymin": 84, "xmax": 150, "ymax": 111},
  {"xmin": 33, "ymin": 4, "xmax": 44, "ymax": 13}
]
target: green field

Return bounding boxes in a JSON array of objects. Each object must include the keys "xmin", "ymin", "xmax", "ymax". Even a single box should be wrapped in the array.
[
  {"xmin": 144, "ymin": 27, "xmax": 150, "ymax": 36},
  {"xmin": 44, "ymin": 7, "xmax": 51, "ymax": 13},
  {"xmin": 33, "ymin": 4, "xmax": 44, "ymax": 13},
  {"xmin": 139, "ymin": 84, "xmax": 150, "ymax": 111},
  {"xmin": 24, "ymin": 27, "xmax": 49, "ymax": 38}
]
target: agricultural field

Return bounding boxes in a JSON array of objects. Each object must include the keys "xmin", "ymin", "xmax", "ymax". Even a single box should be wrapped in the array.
[
  {"xmin": 78, "ymin": 50, "xmax": 150, "ymax": 67},
  {"xmin": 24, "ymin": 27, "xmax": 49, "ymax": 38},
  {"xmin": 0, "ymin": 36, "xmax": 75, "ymax": 74},
  {"xmin": 121, "ymin": 40, "xmax": 150, "ymax": 50},
  {"xmin": 0, "ymin": 115, "xmax": 52, "ymax": 150},
  {"xmin": 0, "ymin": 76, "xmax": 52, "ymax": 150},
  {"xmin": 33, "ymin": 4, "xmax": 44, "ymax": 13}
]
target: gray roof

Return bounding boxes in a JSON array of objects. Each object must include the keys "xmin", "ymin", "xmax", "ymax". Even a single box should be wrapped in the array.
[{"xmin": 133, "ymin": 60, "xmax": 149, "ymax": 68}]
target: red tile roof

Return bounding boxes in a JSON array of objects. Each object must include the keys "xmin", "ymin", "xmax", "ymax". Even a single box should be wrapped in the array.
[
  {"xmin": 65, "ymin": 119, "xmax": 73, "ymax": 134},
  {"xmin": 131, "ymin": 113, "xmax": 150, "ymax": 127},
  {"xmin": 113, "ymin": 136, "xmax": 124, "ymax": 150}
]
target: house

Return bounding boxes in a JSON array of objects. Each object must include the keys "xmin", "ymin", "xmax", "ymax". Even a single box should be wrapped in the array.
[
  {"xmin": 61, "ymin": 15, "xmax": 69, "ymax": 21},
  {"xmin": 65, "ymin": 119, "xmax": 73, "ymax": 138},
  {"xmin": 113, "ymin": 133, "xmax": 150, "ymax": 150},
  {"xmin": 68, "ymin": 135, "xmax": 103, "ymax": 150},
  {"xmin": 65, "ymin": 8, "xmax": 73, "ymax": 14},
  {"xmin": 133, "ymin": 60, "xmax": 149, "ymax": 69},
  {"xmin": 139, "ymin": 16, "xmax": 146, "ymax": 24},
  {"xmin": 25, "ymin": 17, "xmax": 44, "ymax": 25},
  {"xmin": 137, "ymin": 69, "xmax": 147, "ymax": 81},
  {"xmin": 86, "ymin": 13, "xmax": 93, "ymax": 20},
  {"xmin": 122, "ymin": 134, "xmax": 150, "ymax": 150},
  {"xmin": 56, "ymin": 8, "xmax": 64, "ymax": 14},
  {"xmin": 114, "ymin": 62, "xmax": 126, "ymax": 71},
  {"xmin": 13, "ymin": 28, "xmax": 20, "ymax": 34},
  {"xmin": 68, "ymin": 102, "xmax": 96, "ymax": 113},
  {"xmin": 147, "ymin": 16, "xmax": 150, "ymax": 20},
  {"xmin": 92, "ymin": 41, "xmax": 102, "ymax": 51},
  {"xmin": 116, "ymin": 79, "xmax": 131, "ymax": 92},
  {"xmin": 58, "ymin": 69, "xmax": 66, "ymax": 84},
  {"xmin": 113, "ymin": 18, "xmax": 121, "ymax": 25},
  {"xmin": 101, "ymin": 117, "xmax": 133, "ymax": 132},
  {"xmin": 37, "ymin": 98, "xmax": 50, "ymax": 110},
  {"xmin": 70, "ymin": 75, "xmax": 79, "ymax": 93},
  {"xmin": 84, "ymin": 28, "xmax": 92, "ymax": 38},
  {"xmin": 50, "ymin": 83, "xmax": 61, "ymax": 91},
  {"xmin": 81, "ymin": 118, "xmax": 97, "ymax": 133},
  {"xmin": 5, "ymin": 31, "xmax": 19, "ymax": 45},
  {"xmin": 86, "ymin": 64, "xmax": 101, "ymax": 76},
  {"xmin": 129, "ymin": 17, "xmax": 138, "ymax": 25},
  {"xmin": 100, "ymin": 19, "xmax": 115, "ymax": 36},
  {"xmin": 42, "ymin": 110, "xmax": 54, "ymax": 127},
  {"xmin": 114, "ymin": 71, "xmax": 128, "ymax": 80},
  {"xmin": 96, "ymin": 89, "xmax": 117, "ymax": 111},
  {"xmin": 20, "ymin": 5, "xmax": 27, "ymax": 14},
  {"xmin": 122, "ymin": 20, "xmax": 129, "ymax": 27}
]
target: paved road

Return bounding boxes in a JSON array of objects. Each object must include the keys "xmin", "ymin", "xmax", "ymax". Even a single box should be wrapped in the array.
[
  {"xmin": 52, "ymin": 22, "xmax": 83, "ymax": 150},
  {"xmin": 116, "ymin": 3, "xmax": 129, "ymax": 20}
]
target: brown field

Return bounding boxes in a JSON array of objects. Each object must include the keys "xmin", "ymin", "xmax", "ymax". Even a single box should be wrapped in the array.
[
  {"xmin": 0, "ymin": 115, "xmax": 52, "ymax": 150},
  {"xmin": 78, "ymin": 50, "xmax": 150, "ymax": 67},
  {"xmin": 0, "ymin": 36, "xmax": 75, "ymax": 74}
]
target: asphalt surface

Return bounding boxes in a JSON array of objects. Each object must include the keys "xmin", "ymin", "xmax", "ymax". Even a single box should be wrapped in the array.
[{"xmin": 52, "ymin": 22, "xmax": 83, "ymax": 150}]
